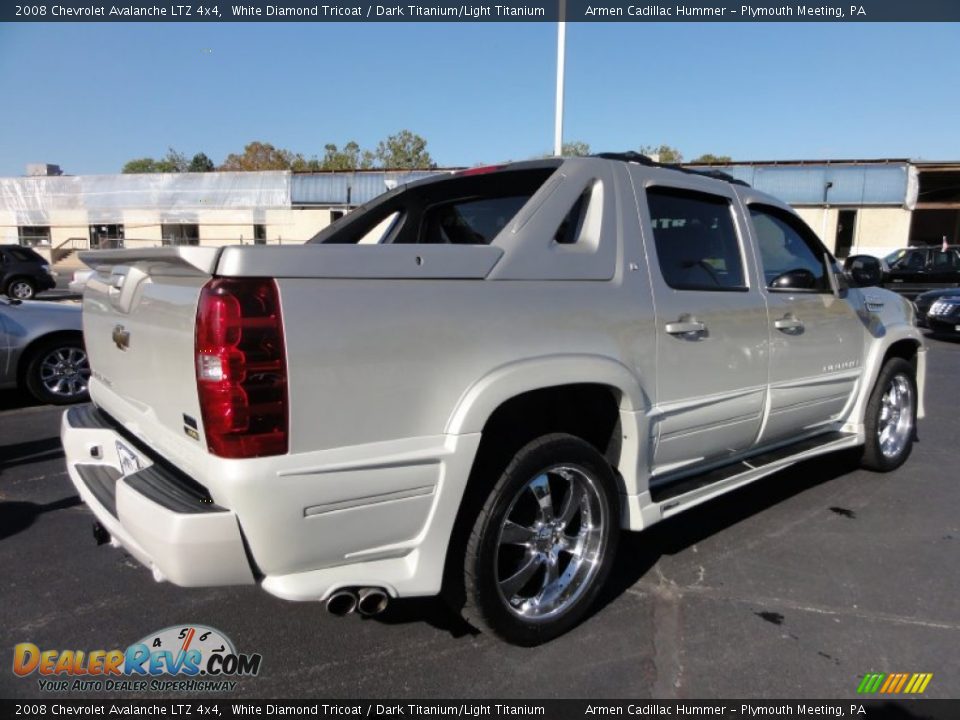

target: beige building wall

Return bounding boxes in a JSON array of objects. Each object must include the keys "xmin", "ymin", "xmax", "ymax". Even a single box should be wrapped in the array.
[
  {"xmin": 263, "ymin": 208, "xmax": 334, "ymax": 244},
  {"xmin": 795, "ymin": 206, "xmax": 911, "ymax": 257}
]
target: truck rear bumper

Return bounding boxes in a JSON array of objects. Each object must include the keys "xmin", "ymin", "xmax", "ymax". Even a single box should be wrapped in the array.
[{"xmin": 61, "ymin": 405, "xmax": 256, "ymax": 587}]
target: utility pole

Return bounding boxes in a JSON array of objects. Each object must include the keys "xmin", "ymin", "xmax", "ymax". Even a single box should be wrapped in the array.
[{"xmin": 554, "ymin": 1, "xmax": 566, "ymax": 157}]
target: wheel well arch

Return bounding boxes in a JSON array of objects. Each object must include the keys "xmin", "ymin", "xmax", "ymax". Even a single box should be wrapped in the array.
[
  {"xmin": 882, "ymin": 338, "xmax": 920, "ymax": 369},
  {"xmin": 475, "ymin": 382, "xmax": 624, "ymax": 467},
  {"xmin": 16, "ymin": 330, "xmax": 85, "ymax": 383}
]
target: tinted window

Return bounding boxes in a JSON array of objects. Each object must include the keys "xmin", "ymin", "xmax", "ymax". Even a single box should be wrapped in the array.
[
  {"xmin": 891, "ymin": 250, "xmax": 927, "ymax": 271},
  {"xmin": 311, "ymin": 167, "xmax": 556, "ymax": 245},
  {"xmin": 420, "ymin": 195, "xmax": 528, "ymax": 245},
  {"xmin": 646, "ymin": 187, "xmax": 745, "ymax": 291},
  {"xmin": 5, "ymin": 247, "xmax": 43, "ymax": 263},
  {"xmin": 749, "ymin": 205, "xmax": 830, "ymax": 292},
  {"xmin": 932, "ymin": 250, "xmax": 959, "ymax": 270},
  {"xmin": 553, "ymin": 189, "xmax": 591, "ymax": 245}
]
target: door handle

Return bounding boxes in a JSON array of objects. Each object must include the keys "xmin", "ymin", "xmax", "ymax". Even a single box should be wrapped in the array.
[
  {"xmin": 774, "ymin": 314, "xmax": 805, "ymax": 334},
  {"xmin": 665, "ymin": 318, "xmax": 707, "ymax": 338}
]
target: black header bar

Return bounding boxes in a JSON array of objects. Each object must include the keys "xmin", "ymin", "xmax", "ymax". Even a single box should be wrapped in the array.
[
  {"xmin": 1, "ymin": 700, "xmax": 959, "ymax": 719},
  {"xmin": 4, "ymin": 0, "xmax": 960, "ymax": 22}
]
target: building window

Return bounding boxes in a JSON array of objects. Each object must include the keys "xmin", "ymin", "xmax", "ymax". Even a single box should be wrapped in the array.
[
  {"xmin": 161, "ymin": 224, "xmax": 200, "ymax": 246},
  {"xmin": 18, "ymin": 226, "xmax": 51, "ymax": 247},
  {"xmin": 89, "ymin": 224, "xmax": 125, "ymax": 250},
  {"xmin": 253, "ymin": 224, "xmax": 267, "ymax": 245}
]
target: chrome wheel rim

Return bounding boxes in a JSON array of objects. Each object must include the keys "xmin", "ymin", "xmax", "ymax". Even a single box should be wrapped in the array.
[
  {"xmin": 495, "ymin": 465, "xmax": 607, "ymax": 621},
  {"xmin": 878, "ymin": 374, "xmax": 914, "ymax": 459},
  {"xmin": 10, "ymin": 281, "xmax": 33, "ymax": 299},
  {"xmin": 39, "ymin": 346, "xmax": 90, "ymax": 398}
]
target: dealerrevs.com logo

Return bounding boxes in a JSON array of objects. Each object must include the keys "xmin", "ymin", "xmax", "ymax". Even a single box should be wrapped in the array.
[{"xmin": 13, "ymin": 625, "xmax": 262, "ymax": 693}]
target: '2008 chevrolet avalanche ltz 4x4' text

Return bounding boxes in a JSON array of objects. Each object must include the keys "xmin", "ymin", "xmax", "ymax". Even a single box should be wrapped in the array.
[{"xmin": 62, "ymin": 154, "xmax": 925, "ymax": 645}]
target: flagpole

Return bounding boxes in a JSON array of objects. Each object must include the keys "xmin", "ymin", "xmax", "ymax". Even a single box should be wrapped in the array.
[{"xmin": 554, "ymin": 1, "xmax": 566, "ymax": 156}]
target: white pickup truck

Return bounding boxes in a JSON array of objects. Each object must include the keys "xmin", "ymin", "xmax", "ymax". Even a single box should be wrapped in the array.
[{"xmin": 62, "ymin": 154, "xmax": 925, "ymax": 645}]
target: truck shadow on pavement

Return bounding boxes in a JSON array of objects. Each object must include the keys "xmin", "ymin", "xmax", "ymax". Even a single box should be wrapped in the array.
[
  {"xmin": 0, "ymin": 496, "xmax": 83, "ymax": 541},
  {"xmin": 374, "ymin": 450, "xmax": 863, "ymax": 638},
  {"xmin": 0, "ymin": 388, "xmax": 44, "ymax": 411},
  {"xmin": 0, "ymin": 436, "xmax": 64, "ymax": 475},
  {"xmin": 596, "ymin": 449, "xmax": 864, "ymax": 610}
]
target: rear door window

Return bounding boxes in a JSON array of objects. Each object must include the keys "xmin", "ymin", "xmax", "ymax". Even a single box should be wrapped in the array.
[{"xmin": 646, "ymin": 187, "xmax": 746, "ymax": 291}]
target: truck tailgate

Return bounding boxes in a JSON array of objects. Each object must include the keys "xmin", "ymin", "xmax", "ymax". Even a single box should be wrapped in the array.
[{"xmin": 80, "ymin": 248, "xmax": 219, "ymax": 459}]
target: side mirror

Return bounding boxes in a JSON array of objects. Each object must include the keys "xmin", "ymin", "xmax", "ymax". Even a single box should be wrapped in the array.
[
  {"xmin": 770, "ymin": 268, "xmax": 817, "ymax": 290},
  {"xmin": 843, "ymin": 255, "xmax": 883, "ymax": 288}
]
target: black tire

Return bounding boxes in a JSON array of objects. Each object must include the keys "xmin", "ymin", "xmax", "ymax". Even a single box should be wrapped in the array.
[
  {"xmin": 860, "ymin": 357, "xmax": 917, "ymax": 472},
  {"xmin": 23, "ymin": 336, "xmax": 91, "ymax": 405},
  {"xmin": 459, "ymin": 433, "xmax": 619, "ymax": 645},
  {"xmin": 6, "ymin": 277, "xmax": 36, "ymax": 300}
]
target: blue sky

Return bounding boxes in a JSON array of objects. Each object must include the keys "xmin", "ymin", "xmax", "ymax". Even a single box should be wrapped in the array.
[{"xmin": 0, "ymin": 21, "xmax": 958, "ymax": 175}]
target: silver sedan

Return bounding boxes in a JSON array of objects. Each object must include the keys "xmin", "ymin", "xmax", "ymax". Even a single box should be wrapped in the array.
[{"xmin": 0, "ymin": 298, "xmax": 90, "ymax": 404}]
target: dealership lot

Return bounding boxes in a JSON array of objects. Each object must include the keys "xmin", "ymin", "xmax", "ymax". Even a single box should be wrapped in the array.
[{"xmin": 1, "ymin": 338, "xmax": 958, "ymax": 700}]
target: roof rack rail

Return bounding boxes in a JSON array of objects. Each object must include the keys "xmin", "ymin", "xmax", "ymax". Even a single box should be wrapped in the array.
[{"xmin": 592, "ymin": 152, "xmax": 750, "ymax": 187}]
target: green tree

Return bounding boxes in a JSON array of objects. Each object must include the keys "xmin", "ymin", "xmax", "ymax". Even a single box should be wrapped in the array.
[
  {"xmin": 374, "ymin": 130, "xmax": 434, "ymax": 169},
  {"xmin": 188, "ymin": 152, "xmax": 216, "ymax": 172},
  {"xmin": 640, "ymin": 144, "xmax": 683, "ymax": 163},
  {"xmin": 121, "ymin": 148, "xmax": 192, "ymax": 173},
  {"xmin": 220, "ymin": 141, "xmax": 300, "ymax": 171},
  {"xmin": 122, "ymin": 157, "xmax": 160, "ymax": 173},
  {"xmin": 291, "ymin": 156, "xmax": 322, "ymax": 172},
  {"xmin": 320, "ymin": 141, "xmax": 363, "ymax": 171},
  {"xmin": 561, "ymin": 140, "xmax": 591, "ymax": 157},
  {"xmin": 690, "ymin": 153, "xmax": 732, "ymax": 165},
  {"xmin": 154, "ymin": 148, "xmax": 189, "ymax": 173}
]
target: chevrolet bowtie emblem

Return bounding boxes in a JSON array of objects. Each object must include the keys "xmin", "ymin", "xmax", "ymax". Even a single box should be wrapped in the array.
[{"xmin": 112, "ymin": 324, "xmax": 130, "ymax": 351}]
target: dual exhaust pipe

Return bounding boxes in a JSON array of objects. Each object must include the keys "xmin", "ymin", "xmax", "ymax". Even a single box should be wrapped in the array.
[{"xmin": 326, "ymin": 587, "xmax": 390, "ymax": 617}]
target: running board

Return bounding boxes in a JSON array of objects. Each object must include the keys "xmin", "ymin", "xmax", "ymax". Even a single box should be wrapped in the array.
[{"xmin": 649, "ymin": 431, "xmax": 861, "ymax": 515}]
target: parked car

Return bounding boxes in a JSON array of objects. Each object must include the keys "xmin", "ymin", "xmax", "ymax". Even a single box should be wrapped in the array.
[
  {"xmin": 62, "ymin": 154, "xmax": 925, "ymax": 645},
  {"xmin": 921, "ymin": 288, "xmax": 960, "ymax": 338},
  {"xmin": 912, "ymin": 288, "xmax": 948, "ymax": 327},
  {"xmin": 880, "ymin": 245, "xmax": 960, "ymax": 298},
  {"xmin": 68, "ymin": 269, "xmax": 94, "ymax": 295},
  {"xmin": 1, "ymin": 245, "xmax": 57, "ymax": 300},
  {"xmin": 0, "ymin": 297, "xmax": 90, "ymax": 404}
]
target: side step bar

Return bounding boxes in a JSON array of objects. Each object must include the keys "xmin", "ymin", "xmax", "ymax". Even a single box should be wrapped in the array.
[{"xmin": 650, "ymin": 431, "xmax": 861, "ymax": 508}]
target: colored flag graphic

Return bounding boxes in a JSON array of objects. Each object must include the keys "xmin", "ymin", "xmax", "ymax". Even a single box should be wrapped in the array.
[{"xmin": 857, "ymin": 672, "xmax": 933, "ymax": 694}]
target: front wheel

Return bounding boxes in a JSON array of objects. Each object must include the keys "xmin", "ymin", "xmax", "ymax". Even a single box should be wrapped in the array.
[
  {"xmin": 860, "ymin": 357, "xmax": 917, "ymax": 472},
  {"xmin": 460, "ymin": 434, "xmax": 619, "ymax": 645}
]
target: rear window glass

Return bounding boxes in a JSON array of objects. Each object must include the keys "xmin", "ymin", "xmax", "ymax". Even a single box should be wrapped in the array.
[
  {"xmin": 419, "ymin": 196, "xmax": 529, "ymax": 245},
  {"xmin": 5, "ymin": 247, "xmax": 44, "ymax": 263},
  {"xmin": 310, "ymin": 167, "xmax": 557, "ymax": 245}
]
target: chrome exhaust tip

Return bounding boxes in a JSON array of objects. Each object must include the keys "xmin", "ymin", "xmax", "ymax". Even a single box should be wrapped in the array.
[
  {"xmin": 357, "ymin": 588, "xmax": 389, "ymax": 617},
  {"xmin": 326, "ymin": 590, "xmax": 358, "ymax": 616}
]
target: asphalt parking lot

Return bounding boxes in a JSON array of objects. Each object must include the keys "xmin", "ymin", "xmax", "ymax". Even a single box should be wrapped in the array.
[{"xmin": 1, "ymin": 337, "xmax": 958, "ymax": 700}]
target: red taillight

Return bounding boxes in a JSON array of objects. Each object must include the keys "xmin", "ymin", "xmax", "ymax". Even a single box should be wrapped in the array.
[
  {"xmin": 195, "ymin": 278, "xmax": 288, "ymax": 458},
  {"xmin": 456, "ymin": 165, "xmax": 505, "ymax": 176}
]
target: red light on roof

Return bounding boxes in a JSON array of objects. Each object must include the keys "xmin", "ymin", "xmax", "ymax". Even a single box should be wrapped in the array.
[{"xmin": 456, "ymin": 165, "xmax": 505, "ymax": 177}]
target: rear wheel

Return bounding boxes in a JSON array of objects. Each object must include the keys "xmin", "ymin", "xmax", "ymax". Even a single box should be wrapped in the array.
[
  {"xmin": 24, "ymin": 337, "xmax": 91, "ymax": 405},
  {"xmin": 7, "ymin": 278, "xmax": 36, "ymax": 300},
  {"xmin": 459, "ymin": 434, "xmax": 619, "ymax": 645},
  {"xmin": 860, "ymin": 357, "xmax": 917, "ymax": 472}
]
